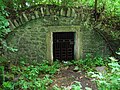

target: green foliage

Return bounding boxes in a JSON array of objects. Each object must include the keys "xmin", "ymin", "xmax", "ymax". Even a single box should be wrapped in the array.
[
  {"xmin": 71, "ymin": 55, "xmax": 106, "ymax": 71},
  {"xmin": 1, "ymin": 0, "xmax": 120, "ymax": 18},
  {"xmin": 3, "ymin": 81, "xmax": 13, "ymax": 90},
  {"xmin": 71, "ymin": 81, "xmax": 82, "ymax": 90},
  {"xmin": 1, "ymin": 56, "xmax": 119, "ymax": 90},
  {"xmin": 0, "ymin": 66, "xmax": 4, "ymax": 86},
  {"xmin": 15, "ymin": 75, "xmax": 53, "ymax": 90},
  {"xmin": 38, "ymin": 60, "xmax": 60, "ymax": 74},
  {"xmin": 105, "ymin": 0, "xmax": 120, "ymax": 17},
  {"xmin": 52, "ymin": 81, "xmax": 83, "ymax": 90},
  {"xmin": 1, "ymin": 41, "xmax": 18, "ymax": 52},
  {"xmin": 0, "ymin": 0, "xmax": 18, "ymax": 53},
  {"xmin": 1, "ymin": 60, "xmax": 61, "ymax": 90},
  {"xmin": 62, "ymin": 55, "xmax": 108, "ymax": 73},
  {"xmin": 0, "ymin": 13, "xmax": 17, "ymax": 52},
  {"xmin": 0, "ymin": 13, "xmax": 10, "ymax": 39},
  {"xmin": 93, "ymin": 57, "xmax": 106, "ymax": 66},
  {"xmin": 0, "ymin": 56, "xmax": 7, "ymax": 64},
  {"xmin": 88, "ymin": 57, "xmax": 120, "ymax": 90},
  {"xmin": 111, "ymin": 31, "xmax": 120, "ymax": 40},
  {"xmin": 0, "ymin": 0, "xmax": 10, "ymax": 39},
  {"xmin": 12, "ymin": 64, "xmax": 48, "ymax": 89}
]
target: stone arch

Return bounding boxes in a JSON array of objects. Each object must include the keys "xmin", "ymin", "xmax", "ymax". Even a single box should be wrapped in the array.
[
  {"xmin": 5, "ymin": 5, "xmax": 110, "ymax": 63},
  {"xmin": 8, "ymin": 5, "xmax": 78, "ymax": 30}
]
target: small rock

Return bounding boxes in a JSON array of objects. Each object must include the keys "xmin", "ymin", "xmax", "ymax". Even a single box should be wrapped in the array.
[
  {"xmin": 95, "ymin": 66, "xmax": 106, "ymax": 73},
  {"xmin": 64, "ymin": 66, "xmax": 69, "ymax": 70}
]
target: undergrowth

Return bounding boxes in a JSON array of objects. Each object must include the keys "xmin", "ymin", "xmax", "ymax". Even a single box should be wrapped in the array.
[
  {"xmin": 0, "ymin": 60, "xmax": 60, "ymax": 90},
  {"xmin": 64, "ymin": 54, "xmax": 109, "ymax": 71},
  {"xmin": 0, "ymin": 55, "xmax": 120, "ymax": 90},
  {"xmin": 88, "ymin": 57, "xmax": 120, "ymax": 90}
]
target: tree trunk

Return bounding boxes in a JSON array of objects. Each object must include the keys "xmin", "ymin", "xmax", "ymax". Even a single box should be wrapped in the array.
[{"xmin": 94, "ymin": 0, "xmax": 97, "ymax": 21}]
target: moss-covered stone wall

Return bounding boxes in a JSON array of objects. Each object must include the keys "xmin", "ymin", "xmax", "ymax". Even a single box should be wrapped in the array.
[
  {"xmin": 4, "ymin": 5, "xmax": 110, "ymax": 63},
  {"xmin": 4, "ymin": 16, "xmax": 110, "ymax": 63}
]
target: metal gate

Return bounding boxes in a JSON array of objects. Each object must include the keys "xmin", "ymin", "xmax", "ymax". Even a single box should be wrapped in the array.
[{"xmin": 53, "ymin": 32, "xmax": 74, "ymax": 61}]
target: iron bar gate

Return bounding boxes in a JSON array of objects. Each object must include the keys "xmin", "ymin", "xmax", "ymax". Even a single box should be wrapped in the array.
[{"xmin": 53, "ymin": 32, "xmax": 74, "ymax": 61}]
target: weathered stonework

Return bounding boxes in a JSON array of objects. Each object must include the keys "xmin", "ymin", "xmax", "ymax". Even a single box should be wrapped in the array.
[{"xmin": 5, "ymin": 5, "xmax": 110, "ymax": 63}]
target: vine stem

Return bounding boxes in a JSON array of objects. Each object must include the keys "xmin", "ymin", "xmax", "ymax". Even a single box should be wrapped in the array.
[{"xmin": 94, "ymin": 28, "xmax": 115, "ymax": 56}]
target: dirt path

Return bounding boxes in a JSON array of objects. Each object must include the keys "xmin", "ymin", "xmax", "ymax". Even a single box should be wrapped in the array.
[{"xmin": 49, "ymin": 66, "xmax": 97, "ymax": 90}]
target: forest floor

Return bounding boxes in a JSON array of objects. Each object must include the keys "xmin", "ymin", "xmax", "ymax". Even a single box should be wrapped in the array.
[{"xmin": 49, "ymin": 65, "xmax": 98, "ymax": 90}]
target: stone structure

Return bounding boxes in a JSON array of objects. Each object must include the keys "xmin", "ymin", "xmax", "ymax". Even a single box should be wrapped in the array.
[{"xmin": 5, "ymin": 5, "xmax": 110, "ymax": 63}]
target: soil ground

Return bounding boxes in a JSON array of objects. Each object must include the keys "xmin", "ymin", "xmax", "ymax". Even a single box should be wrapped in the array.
[{"xmin": 49, "ymin": 65, "xmax": 98, "ymax": 90}]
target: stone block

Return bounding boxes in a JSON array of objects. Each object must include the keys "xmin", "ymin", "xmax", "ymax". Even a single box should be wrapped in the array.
[
  {"xmin": 40, "ymin": 7, "xmax": 44, "ymax": 16},
  {"xmin": 67, "ymin": 8, "xmax": 71, "ymax": 17},
  {"xmin": 95, "ymin": 66, "xmax": 106, "ymax": 74},
  {"xmin": 17, "ymin": 18, "xmax": 22, "ymax": 26},
  {"xmin": 8, "ymin": 19, "xmax": 16, "ymax": 30},
  {"xmin": 41, "ymin": 28, "xmax": 47, "ymax": 32},
  {"xmin": 19, "ymin": 16, "xmax": 24, "ymax": 24},
  {"xmin": 31, "ymin": 15, "xmax": 35, "ymax": 20},
  {"xmin": 61, "ymin": 8, "xmax": 65, "ymax": 16},
  {"xmin": 34, "ymin": 11, "xmax": 39, "ymax": 18},
  {"xmin": 44, "ymin": 7, "xmax": 50, "ymax": 15},
  {"xmin": 13, "ymin": 19, "xmax": 19, "ymax": 27},
  {"xmin": 22, "ymin": 13, "xmax": 29, "ymax": 22},
  {"xmin": 71, "ymin": 8, "xmax": 76, "ymax": 17}
]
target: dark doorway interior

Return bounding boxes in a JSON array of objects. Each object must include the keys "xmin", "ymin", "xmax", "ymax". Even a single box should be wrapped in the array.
[{"xmin": 53, "ymin": 32, "xmax": 74, "ymax": 61}]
